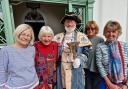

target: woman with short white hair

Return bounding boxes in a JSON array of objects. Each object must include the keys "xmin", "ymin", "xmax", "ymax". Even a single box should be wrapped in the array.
[
  {"xmin": 38, "ymin": 26, "xmax": 54, "ymax": 41},
  {"xmin": 34, "ymin": 26, "xmax": 58, "ymax": 89},
  {"xmin": 0, "ymin": 24, "xmax": 39, "ymax": 89}
]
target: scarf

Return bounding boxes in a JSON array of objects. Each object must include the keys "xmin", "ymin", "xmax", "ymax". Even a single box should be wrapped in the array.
[{"xmin": 108, "ymin": 42, "xmax": 124, "ymax": 84}]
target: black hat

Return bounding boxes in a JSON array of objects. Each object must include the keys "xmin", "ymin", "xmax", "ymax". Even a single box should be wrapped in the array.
[{"xmin": 60, "ymin": 12, "xmax": 81, "ymax": 24}]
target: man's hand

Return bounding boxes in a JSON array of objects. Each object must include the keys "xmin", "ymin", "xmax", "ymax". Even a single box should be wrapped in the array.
[{"xmin": 73, "ymin": 58, "xmax": 80, "ymax": 68}]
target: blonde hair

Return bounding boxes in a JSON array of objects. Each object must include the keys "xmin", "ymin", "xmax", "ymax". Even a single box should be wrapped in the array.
[
  {"xmin": 38, "ymin": 26, "xmax": 54, "ymax": 41},
  {"xmin": 103, "ymin": 20, "xmax": 122, "ymax": 36},
  {"xmin": 14, "ymin": 24, "xmax": 35, "ymax": 45}
]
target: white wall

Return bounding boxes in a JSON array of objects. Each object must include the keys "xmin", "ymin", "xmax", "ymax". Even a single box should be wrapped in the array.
[{"xmin": 93, "ymin": 0, "xmax": 128, "ymax": 42}]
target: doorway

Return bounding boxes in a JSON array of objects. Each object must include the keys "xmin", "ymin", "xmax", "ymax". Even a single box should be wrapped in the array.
[
  {"xmin": 24, "ymin": 3, "xmax": 45, "ymax": 41},
  {"xmin": 25, "ymin": 22, "xmax": 44, "ymax": 41}
]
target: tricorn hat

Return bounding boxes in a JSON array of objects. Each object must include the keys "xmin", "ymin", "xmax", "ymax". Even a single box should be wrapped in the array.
[{"xmin": 60, "ymin": 12, "xmax": 81, "ymax": 24}]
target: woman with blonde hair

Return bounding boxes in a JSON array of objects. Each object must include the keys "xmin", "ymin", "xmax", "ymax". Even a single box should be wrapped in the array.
[
  {"xmin": 34, "ymin": 26, "xmax": 58, "ymax": 89},
  {"xmin": 96, "ymin": 20, "xmax": 128, "ymax": 89},
  {"xmin": 0, "ymin": 24, "xmax": 39, "ymax": 89}
]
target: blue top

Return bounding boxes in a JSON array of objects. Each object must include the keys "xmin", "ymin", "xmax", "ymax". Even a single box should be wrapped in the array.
[{"xmin": 0, "ymin": 46, "xmax": 39, "ymax": 89}]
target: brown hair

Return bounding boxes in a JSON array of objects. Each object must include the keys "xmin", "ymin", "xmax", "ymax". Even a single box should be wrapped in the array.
[
  {"xmin": 85, "ymin": 21, "xmax": 99, "ymax": 35},
  {"xmin": 103, "ymin": 20, "xmax": 122, "ymax": 36}
]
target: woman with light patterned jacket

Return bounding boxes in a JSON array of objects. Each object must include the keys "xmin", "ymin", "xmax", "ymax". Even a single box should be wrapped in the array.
[{"xmin": 96, "ymin": 20, "xmax": 128, "ymax": 89}]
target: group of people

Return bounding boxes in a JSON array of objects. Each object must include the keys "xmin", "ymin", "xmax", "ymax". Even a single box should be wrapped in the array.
[{"xmin": 0, "ymin": 12, "xmax": 128, "ymax": 89}]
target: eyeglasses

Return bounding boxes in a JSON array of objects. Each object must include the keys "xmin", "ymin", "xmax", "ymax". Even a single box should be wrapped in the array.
[
  {"xmin": 87, "ymin": 27, "xmax": 96, "ymax": 30},
  {"xmin": 20, "ymin": 33, "xmax": 32, "ymax": 38}
]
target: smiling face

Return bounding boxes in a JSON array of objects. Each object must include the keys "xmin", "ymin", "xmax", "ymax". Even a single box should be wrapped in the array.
[
  {"xmin": 38, "ymin": 26, "xmax": 54, "ymax": 45},
  {"xmin": 64, "ymin": 19, "xmax": 76, "ymax": 33},
  {"xmin": 103, "ymin": 21, "xmax": 122, "ymax": 43},
  {"xmin": 86, "ymin": 24, "xmax": 97, "ymax": 38},
  {"xmin": 40, "ymin": 33, "xmax": 53, "ymax": 45},
  {"xmin": 85, "ymin": 21, "xmax": 99, "ymax": 38},
  {"xmin": 17, "ymin": 29, "xmax": 32, "ymax": 47},
  {"xmin": 104, "ymin": 29, "xmax": 119, "ymax": 42}
]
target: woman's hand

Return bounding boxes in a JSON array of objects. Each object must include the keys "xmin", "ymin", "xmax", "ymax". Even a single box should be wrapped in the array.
[
  {"xmin": 107, "ymin": 83, "xmax": 122, "ymax": 89},
  {"xmin": 104, "ymin": 76, "xmax": 122, "ymax": 89}
]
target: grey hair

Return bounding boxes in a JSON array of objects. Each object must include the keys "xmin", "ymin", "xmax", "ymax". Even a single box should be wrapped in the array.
[
  {"xmin": 38, "ymin": 26, "xmax": 54, "ymax": 41},
  {"xmin": 13, "ymin": 24, "xmax": 35, "ymax": 45}
]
